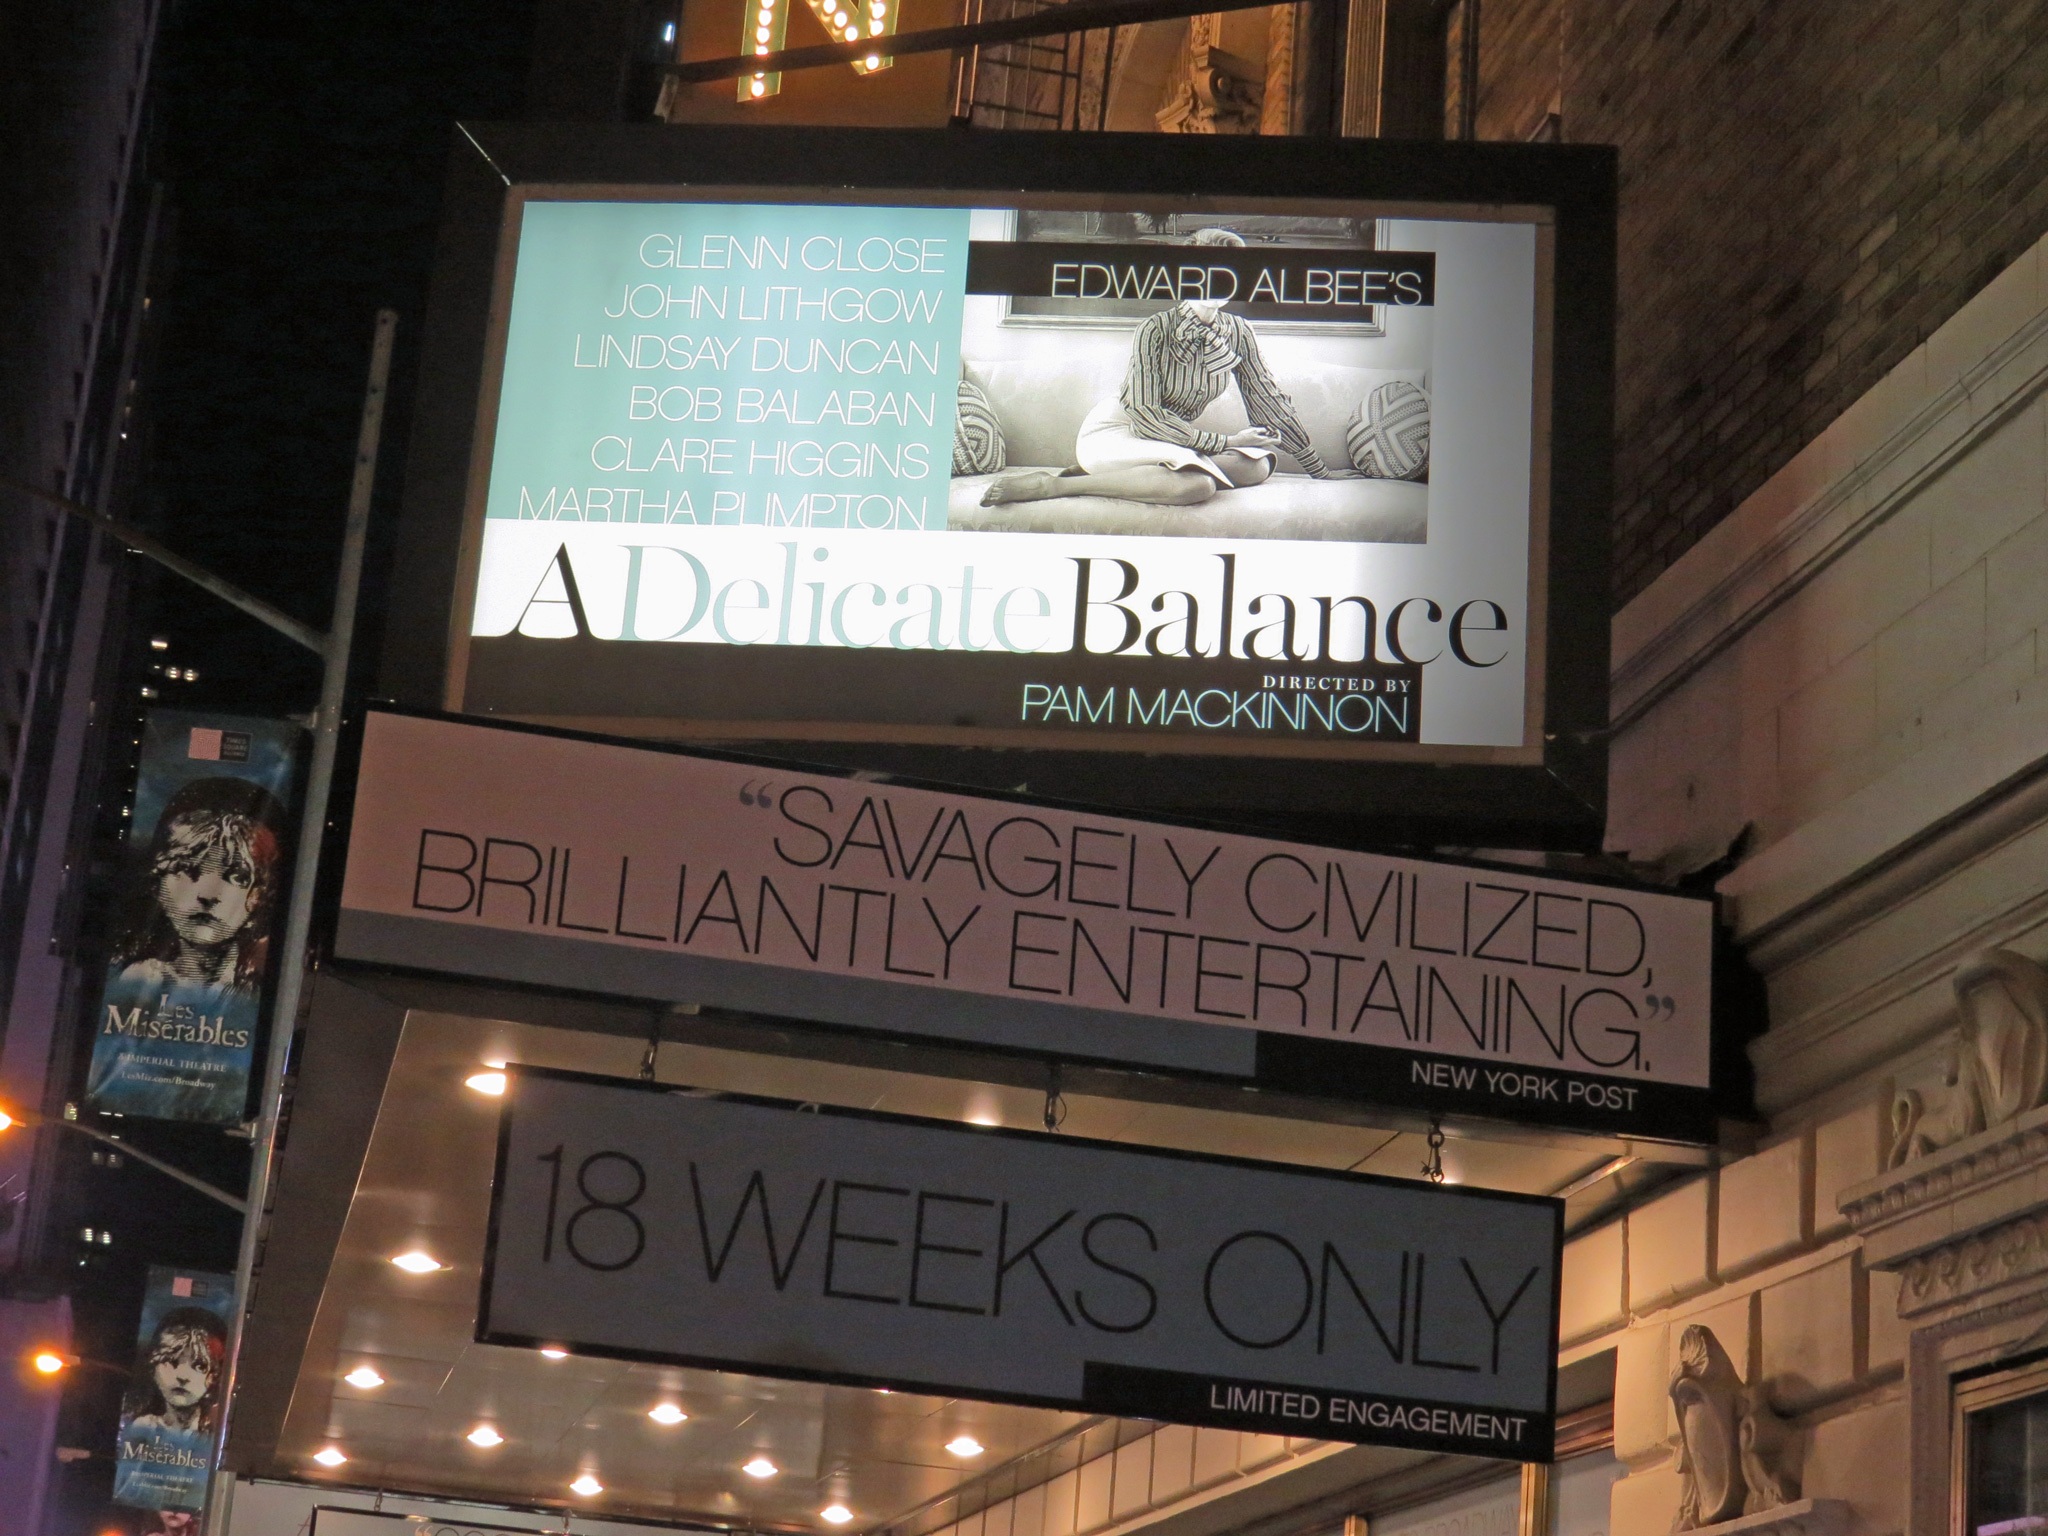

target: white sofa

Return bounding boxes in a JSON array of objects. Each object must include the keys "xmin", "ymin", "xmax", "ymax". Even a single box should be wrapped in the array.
[{"xmin": 949, "ymin": 354, "xmax": 1429, "ymax": 543}]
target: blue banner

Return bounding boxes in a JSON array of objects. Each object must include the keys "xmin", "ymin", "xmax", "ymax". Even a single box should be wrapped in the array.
[
  {"xmin": 85, "ymin": 711, "xmax": 300, "ymax": 1125},
  {"xmin": 113, "ymin": 1265, "xmax": 235, "ymax": 1514}
]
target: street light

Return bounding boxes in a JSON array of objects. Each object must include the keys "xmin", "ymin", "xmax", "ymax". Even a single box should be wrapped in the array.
[
  {"xmin": 25, "ymin": 1349, "xmax": 126, "ymax": 1380},
  {"xmin": 0, "ymin": 1104, "xmax": 246, "ymax": 1213}
]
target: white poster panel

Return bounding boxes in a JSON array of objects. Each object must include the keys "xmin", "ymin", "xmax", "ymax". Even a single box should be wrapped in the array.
[
  {"xmin": 335, "ymin": 709, "xmax": 1720, "ymax": 1140},
  {"xmin": 457, "ymin": 196, "xmax": 1549, "ymax": 761},
  {"xmin": 479, "ymin": 1069, "xmax": 1562, "ymax": 1459}
]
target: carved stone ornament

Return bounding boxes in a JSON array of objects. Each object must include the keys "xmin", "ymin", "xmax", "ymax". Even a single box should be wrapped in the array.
[
  {"xmin": 1664, "ymin": 1501, "xmax": 1851, "ymax": 1536},
  {"xmin": 1842, "ymin": 1097, "xmax": 2048, "ymax": 1316},
  {"xmin": 1887, "ymin": 948, "xmax": 2048, "ymax": 1168},
  {"xmin": 1671, "ymin": 1325, "xmax": 1803, "ymax": 1531},
  {"xmin": 1154, "ymin": 42, "xmax": 1265, "ymax": 133}
]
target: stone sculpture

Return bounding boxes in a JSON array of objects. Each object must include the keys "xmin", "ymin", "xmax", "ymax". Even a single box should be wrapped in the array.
[
  {"xmin": 1670, "ymin": 1324, "xmax": 1801, "ymax": 1530},
  {"xmin": 1887, "ymin": 948, "xmax": 2048, "ymax": 1168}
]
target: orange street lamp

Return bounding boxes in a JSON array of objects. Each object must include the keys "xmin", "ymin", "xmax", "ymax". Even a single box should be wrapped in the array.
[{"xmin": 32, "ymin": 1350, "xmax": 69, "ymax": 1375}]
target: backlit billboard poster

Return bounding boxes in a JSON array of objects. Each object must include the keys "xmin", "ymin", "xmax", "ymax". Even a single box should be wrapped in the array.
[
  {"xmin": 112, "ymin": 1265, "xmax": 233, "ymax": 1516},
  {"xmin": 473, "ymin": 201, "xmax": 1525, "ymax": 743},
  {"xmin": 391, "ymin": 128, "xmax": 1614, "ymax": 844},
  {"xmin": 86, "ymin": 711, "xmax": 300, "ymax": 1125}
]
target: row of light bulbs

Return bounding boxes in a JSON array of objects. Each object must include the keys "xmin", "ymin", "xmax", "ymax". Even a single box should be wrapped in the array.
[{"xmin": 738, "ymin": 0, "xmax": 895, "ymax": 101}]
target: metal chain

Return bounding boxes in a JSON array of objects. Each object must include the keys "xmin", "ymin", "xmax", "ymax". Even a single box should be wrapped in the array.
[
  {"xmin": 639, "ymin": 1009, "xmax": 662, "ymax": 1081},
  {"xmin": 1422, "ymin": 1116, "xmax": 1446, "ymax": 1184}
]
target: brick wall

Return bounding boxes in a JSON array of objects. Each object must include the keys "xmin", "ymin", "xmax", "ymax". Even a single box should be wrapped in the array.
[{"xmin": 1477, "ymin": 0, "xmax": 2048, "ymax": 605}]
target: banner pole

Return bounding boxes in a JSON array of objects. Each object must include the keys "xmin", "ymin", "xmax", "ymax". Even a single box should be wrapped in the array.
[{"xmin": 202, "ymin": 307, "xmax": 396, "ymax": 1535}]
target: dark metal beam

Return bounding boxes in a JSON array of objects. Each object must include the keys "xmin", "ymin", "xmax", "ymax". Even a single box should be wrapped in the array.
[
  {"xmin": 666, "ymin": 0, "xmax": 1301, "ymax": 87},
  {"xmin": 0, "ymin": 476, "xmax": 325, "ymax": 654}
]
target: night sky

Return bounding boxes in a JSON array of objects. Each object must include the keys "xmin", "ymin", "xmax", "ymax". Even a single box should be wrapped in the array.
[{"xmin": 145, "ymin": 0, "xmax": 536, "ymax": 714}]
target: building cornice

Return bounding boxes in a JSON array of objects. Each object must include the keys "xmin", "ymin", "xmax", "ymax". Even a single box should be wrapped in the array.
[{"xmin": 1842, "ymin": 1102, "xmax": 2048, "ymax": 1315}]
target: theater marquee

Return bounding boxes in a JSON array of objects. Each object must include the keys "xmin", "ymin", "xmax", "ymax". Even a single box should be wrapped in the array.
[{"xmin": 383, "ymin": 127, "xmax": 1615, "ymax": 843}]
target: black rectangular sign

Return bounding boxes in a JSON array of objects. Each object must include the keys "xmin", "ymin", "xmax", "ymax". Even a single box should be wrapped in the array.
[{"xmin": 479, "ymin": 1067, "xmax": 1563, "ymax": 1460}]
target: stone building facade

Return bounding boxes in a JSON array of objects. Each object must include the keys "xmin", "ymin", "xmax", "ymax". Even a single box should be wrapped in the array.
[{"xmin": 1578, "ymin": 221, "xmax": 2048, "ymax": 1531}]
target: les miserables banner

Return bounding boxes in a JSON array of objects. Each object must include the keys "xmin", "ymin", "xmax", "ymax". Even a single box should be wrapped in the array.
[
  {"xmin": 86, "ymin": 711, "xmax": 301, "ymax": 1125},
  {"xmin": 112, "ymin": 1265, "xmax": 234, "ymax": 1515}
]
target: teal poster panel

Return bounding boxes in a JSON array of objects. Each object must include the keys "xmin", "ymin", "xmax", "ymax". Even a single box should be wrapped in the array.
[{"xmin": 486, "ymin": 200, "xmax": 970, "ymax": 531}]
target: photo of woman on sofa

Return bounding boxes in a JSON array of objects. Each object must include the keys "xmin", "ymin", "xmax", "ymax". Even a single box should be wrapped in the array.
[
  {"xmin": 952, "ymin": 224, "xmax": 1432, "ymax": 543},
  {"xmin": 982, "ymin": 296, "xmax": 1360, "ymax": 513}
]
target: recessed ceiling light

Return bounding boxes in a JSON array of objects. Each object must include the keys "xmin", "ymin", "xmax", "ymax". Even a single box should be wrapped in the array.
[
  {"xmin": 570, "ymin": 1474, "xmax": 603, "ymax": 1497},
  {"xmin": 313, "ymin": 1447, "xmax": 347, "ymax": 1468},
  {"xmin": 539, "ymin": 1347, "xmax": 568, "ymax": 1360},
  {"xmin": 464, "ymin": 1070, "xmax": 507, "ymax": 1096},
  {"xmin": 390, "ymin": 1251, "xmax": 442, "ymax": 1274},
  {"xmin": 648, "ymin": 1403, "xmax": 688, "ymax": 1425},
  {"xmin": 743, "ymin": 1456, "xmax": 779, "ymax": 1479},
  {"xmin": 946, "ymin": 1435, "xmax": 984, "ymax": 1458},
  {"xmin": 466, "ymin": 1425, "xmax": 504, "ymax": 1447},
  {"xmin": 343, "ymin": 1366, "xmax": 384, "ymax": 1389},
  {"xmin": 822, "ymin": 1505, "xmax": 855, "ymax": 1525}
]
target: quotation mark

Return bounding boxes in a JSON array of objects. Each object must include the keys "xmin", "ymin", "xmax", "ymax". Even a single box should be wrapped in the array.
[
  {"xmin": 1640, "ymin": 995, "xmax": 1678, "ymax": 1019},
  {"xmin": 738, "ymin": 780, "xmax": 777, "ymax": 807}
]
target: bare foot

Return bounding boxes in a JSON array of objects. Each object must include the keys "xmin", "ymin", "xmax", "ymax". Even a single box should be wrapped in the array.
[{"xmin": 980, "ymin": 471, "xmax": 1060, "ymax": 506}]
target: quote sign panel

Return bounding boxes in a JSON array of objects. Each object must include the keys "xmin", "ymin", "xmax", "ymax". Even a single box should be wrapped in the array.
[
  {"xmin": 335, "ymin": 709, "xmax": 1719, "ymax": 1141},
  {"xmin": 480, "ymin": 1068, "xmax": 1563, "ymax": 1459},
  {"xmin": 457, "ymin": 190, "xmax": 1549, "ymax": 762}
]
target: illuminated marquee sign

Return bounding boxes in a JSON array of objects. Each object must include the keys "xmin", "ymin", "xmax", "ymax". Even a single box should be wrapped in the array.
[{"xmin": 384, "ymin": 128, "xmax": 1617, "ymax": 845}]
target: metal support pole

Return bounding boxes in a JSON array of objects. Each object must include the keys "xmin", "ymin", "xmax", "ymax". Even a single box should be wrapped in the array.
[
  {"xmin": 202, "ymin": 308, "xmax": 395, "ymax": 1536},
  {"xmin": 4, "ymin": 1112, "xmax": 246, "ymax": 1212},
  {"xmin": 0, "ymin": 477, "xmax": 324, "ymax": 655},
  {"xmin": 1518, "ymin": 1460, "xmax": 1551, "ymax": 1536}
]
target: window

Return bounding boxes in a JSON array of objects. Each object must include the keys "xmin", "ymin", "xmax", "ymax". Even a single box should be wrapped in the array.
[{"xmin": 1956, "ymin": 1357, "xmax": 2048, "ymax": 1535}]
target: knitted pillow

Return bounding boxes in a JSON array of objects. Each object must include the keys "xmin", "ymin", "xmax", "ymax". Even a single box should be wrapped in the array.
[
  {"xmin": 1347, "ymin": 380, "xmax": 1431, "ymax": 481},
  {"xmin": 953, "ymin": 377, "xmax": 1006, "ymax": 476}
]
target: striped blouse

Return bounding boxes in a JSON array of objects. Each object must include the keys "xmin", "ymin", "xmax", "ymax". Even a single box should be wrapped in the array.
[{"xmin": 1118, "ymin": 305, "xmax": 1329, "ymax": 476}]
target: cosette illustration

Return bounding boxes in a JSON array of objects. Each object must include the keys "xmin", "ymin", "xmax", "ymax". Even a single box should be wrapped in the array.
[
  {"xmin": 87, "ymin": 713, "xmax": 300, "ymax": 1125},
  {"xmin": 113, "ymin": 1283, "xmax": 231, "ymax": 1514}
]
